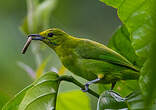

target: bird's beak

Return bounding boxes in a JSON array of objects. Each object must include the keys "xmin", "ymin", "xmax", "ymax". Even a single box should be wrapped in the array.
[
  {"xmin": 28, "ymin": 34, "xmax": 45, "ymax": 40},
  {"xmin": 22, "ymin": 34, "xmax": 45, "ymax": 54}
]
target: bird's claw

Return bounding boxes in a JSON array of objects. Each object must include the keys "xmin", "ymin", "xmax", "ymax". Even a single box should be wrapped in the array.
[
  {"xmin": 81, "ymin": 78, "xmax": 101, "ymax": 92},
  {"xmin": 81, "ymin": 84, "xmax": 89, "ymax": 92}
]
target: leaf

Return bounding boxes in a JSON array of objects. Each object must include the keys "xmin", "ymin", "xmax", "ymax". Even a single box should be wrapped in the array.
[
  {"xmin": 115, "ymin": 80, "xmax": 139, "ymax": 97},
  {"xmin": 98, "ymin": 80, "xmax": 139, "ymax": 97},
  {"xmin": 100, "ymin": 0, "xmax": 123, "ymax": 8},
  {"xmin": 97, "ymin": 90, "xmax": 145, "ymax": 110},
  {"xmin": 125, "ymin": 90, "xmax": 144, "ymax": 110},
  {"xmin": 108, "ymin": 25, "xmax": 144, "ymax": 68},
  {"xmin": 101, "ymin": 0, "xmax": 153, "ymax": 59},
  {"xmin": 35, "ymin": 0, "xmax": 57, "ymax": 31},
  {"xmin": 36, "ymin": 57, "xmax": 49, "ymax": 78},
  {"xmin": 97, "ymin": 90, "xmax": 127, "ymax": 110},
  {"xmin": 58, "ymin": 65, "xmax": 66, "ymax": 75},
  {"xmin": 139, "ymin": 1, "xmax": 156, "ymax": 107},
  {"xmin": 56, "ymin": 90, "xmax": 91, "ymax": 110},
  {"xmin": 101, "ymin": 0, "xmax": 155, "ymax": 108},
  {"xmin": 3, "ymin": 72, "xmax": 60, "ymax": 110},
  {"xmin": 20, "ymin": 17, "xmax": 29, "ymax": 35},
  {"xmin": 18, "ymin": 72, "xmax": 59, "ymax": 110},
  {"xmin": 138, "ymin": 60, "xmax": 150, "ymax": 96},
  {"xmin": 139, "ymin": 57, "xmax": 156, "ymax": 107},
  {"xmin": 2, "ymin": 85, "xmax": 33, "ymax": 110},
  {"xmin": 21, "ymin": 0, "xmax": 58, "ymax": 34},
  {"xmin": 99, "ymin": 26, "xmax": 141, "ymax": 97}
]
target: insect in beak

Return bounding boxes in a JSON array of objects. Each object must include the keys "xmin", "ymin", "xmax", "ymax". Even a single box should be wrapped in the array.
[{"xmin": 21, "ymin": 34, "xmax": 44, "ymax": 54}]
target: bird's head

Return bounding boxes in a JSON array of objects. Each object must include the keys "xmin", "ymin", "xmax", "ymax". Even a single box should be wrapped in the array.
[{"xmin": 29, "ymin": 28, "xmax": 69, "ymax": 48}]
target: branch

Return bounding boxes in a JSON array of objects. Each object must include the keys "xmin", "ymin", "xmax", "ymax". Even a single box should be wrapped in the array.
[{"xmin": 58, "ymin": 75, "xmax": 99, "ymax": 98}]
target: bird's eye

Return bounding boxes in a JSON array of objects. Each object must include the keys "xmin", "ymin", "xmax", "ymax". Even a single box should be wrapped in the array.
[{"xmin": 48, "ymin": 33, "xmax": 54, "ymax": 37}]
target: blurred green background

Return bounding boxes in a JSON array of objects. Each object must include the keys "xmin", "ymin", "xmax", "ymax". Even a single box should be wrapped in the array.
[{"xmin": 0, "ymin": 0, "xmax": 120, "ymax": 102}]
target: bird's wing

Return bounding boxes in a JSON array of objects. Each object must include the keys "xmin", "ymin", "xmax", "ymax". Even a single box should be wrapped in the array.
[{"xmin": 75, "ymin": 39, "xmax": 138, "ymax": 71}]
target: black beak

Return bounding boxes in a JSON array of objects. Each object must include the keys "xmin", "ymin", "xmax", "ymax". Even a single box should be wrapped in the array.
[
  {"xmin": 28, "ymin": 34, "xmax": 44, "ymax": 40},
  {"xmin": 22, "ymin": 34, "xmax": 45, "ymax": 54}
]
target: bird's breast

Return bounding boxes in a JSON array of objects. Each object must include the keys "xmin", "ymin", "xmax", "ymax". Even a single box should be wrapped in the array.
[
  {"xmin": 60, "ymin": 55, "xmax": 77, "ymax": 67},
  {"xmin": 60, "ymin": 55, "xmax": 97, "ymax": 81}
]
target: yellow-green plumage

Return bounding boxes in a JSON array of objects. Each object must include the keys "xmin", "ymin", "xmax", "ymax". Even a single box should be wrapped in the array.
[{"xmin": 31, "ymin": 28, "xmax": 140, "ymax": 85}]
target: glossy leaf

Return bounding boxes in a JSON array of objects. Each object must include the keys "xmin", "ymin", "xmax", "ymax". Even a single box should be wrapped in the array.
[
  {"xmin": 97, "ymin": 90, "xmax": 145, "ymax": 110},
  {"xmin": 108, "ymin": 25, "xmax": 144, "ymax": 68},
  {"xmin": 139, "ymin": 1, "xmax": 156, "ymax": 107},
  {"xmin": 18, "ymin": 72, "xmax": 59, "ymax": 110},
  {"xmin": 3, "ymin": 72, "xmax": 60, "ymax": 110},
  {"xmin": 97, "ymin": 90, "xmax": 127, "ymax": 110},
  {"xmin": 139, "ymin": 60, "xmax": 150, "ymax": 96},
  {"xmin": 101, "ymin": 0, "xmax": 153, "ymax": 59},
  {"xmin": 101, "ymin": 0, "xmax": 155, "ymax": 108},
  {"xmin": 100, "ymin": 0, "xmax": 123, "ymax": 8},
  {"xmin": 99, "ymin": 26, "xmax": 141, "ymax": 97},
  {"xmin": 56, "ymin": 90, "xmax": 91, "ymax": 110},
  {"xmin": 139, "ymin": 57, "xmax": 156, "ymax": 107},
  {"xmin": 98, "ymin": 80, "xmax": 139, "ymax": 97},
  {"xmin": 125, "ymin": 90, "xmax": 144, "ymax": 110},
  {"xmin": 2, "ymin": 85, "xmax": 33, "ymax": 110}
]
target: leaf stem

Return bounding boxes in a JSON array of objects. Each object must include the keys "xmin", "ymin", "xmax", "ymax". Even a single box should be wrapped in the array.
[{"xmin": 58, "ymin": 75, "xmax": 99, "ymax": 98}]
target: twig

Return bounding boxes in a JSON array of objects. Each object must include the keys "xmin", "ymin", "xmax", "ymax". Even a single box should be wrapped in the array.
[{"xmin": 58, "ymin": 75, "xmax": 99, "ymax": 98}]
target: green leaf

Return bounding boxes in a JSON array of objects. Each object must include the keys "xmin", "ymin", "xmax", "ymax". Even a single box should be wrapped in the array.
[
  {"xmin": 139, "ymin": 1, "xmax": 156, "ymax": 107},
  {"xmin": 2, "ymin": 85, "xmax": 33, "ymax": 110},
  {"xmin": 18, "ymin": 72, "xmax": 59, "ymax": 110},
  {"xmin": 125, "ymin": 90, "xmax": 144, "ymax": 110},
  {"xmin": 101, "ymin": 0, "xmax": 155, "ymax": 108},
  {"xmin": 3, "ymin": 72, "xmax": 60, "ymax": 110},
  {"xmin": 97, "ymin": 90, "xmax": 145, "ymax": 110},
  {"xmin": 139, "ymin": 57, "xmax": 156, "ymax": 107},
  {"xmin": 115, "ymin": 80, "xmax": 139, "ymax": 97},
  {"xmin": 139, "ymin": 60, "xmax": 150, "ymax": 96},
  {"xmin": 99, "ymin": 26, "xmax": 141, "ymax": 97},
  {"xmin": 108, "ymin": 25, "xmax": 144, "ymax": 68},
  {"xmin": 97, "ymin": 91, "xmax": 127, "ymax": 110},
  {"xmin": 36, "ymin": 57, "xmax": 49, "ymax": 78},
  {"xmin": 100, "ymin": 0, "xmax": 123, "ymax": 8},
  {"xmin": 101, "ymin": 0, "xmax": 153, "ymax": 59},
  {"xmin": 35, "ymin": 0, "xmax": 57, "ymax": 31},
  {"xmin": 56, "ymin": 90, "xmax": 91, "ymax": 110},
  {"xmin": 98, "ymin": 80, "xmax": 139, "ymax": 97},
  {"xmin": 20, "ymin": 0, "xmax": 57, "ymax": 34}
]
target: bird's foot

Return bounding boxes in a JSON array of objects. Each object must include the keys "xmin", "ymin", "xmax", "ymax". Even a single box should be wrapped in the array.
[
  {"xmin": 81, "ymin": 78, "xmax": 101, "ymax": 92},
  {"xmin": 81, "ymin": 83, "xmax": 89, "ymax": 92}
]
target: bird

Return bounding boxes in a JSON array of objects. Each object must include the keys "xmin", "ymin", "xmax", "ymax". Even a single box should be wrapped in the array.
[{"xmin": 22, "ymin": 28, "xmax": 140, "ymax": 92}]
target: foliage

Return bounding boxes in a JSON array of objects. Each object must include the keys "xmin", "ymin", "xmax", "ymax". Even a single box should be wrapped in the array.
[
  {"xmin": 101, "ymin": 0, "xmax": 153, "ymax": 58},
  {"xmin": 56, "ymin": 90, "xmax": 91, "ymax": 110},
  {"xmin": 2, "ymin": 85, "xmax": 33, "ymax": 110},
  {"xmin": 20, "ymin": 0, "xmax": 59, "ymax": 80},
  {"xmin": 100, "ymin": 0, "xmax": 155, "ymax": 109},
  {"xmin": 2, "ymin": 72, "xmax": 93, "ymax": 110},
  {"xmin": 2, "ymin": 72, "xmax": 59, "ymax": 110},
  {"xmin": 97, "ymin": 90, "xmax": 145, "ymax": 110},
  {"xmin": 21, "ymin": 0, "xmax": 57, "ymax": 34},
  {"xmin": 2, "ymin": 0, "xmax": 155, "ymax": 109}
]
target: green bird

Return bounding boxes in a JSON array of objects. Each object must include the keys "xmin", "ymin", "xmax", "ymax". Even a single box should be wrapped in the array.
[{"xmin": 22, "ymin": 28, "xmax": 140, "ymax": 91}]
